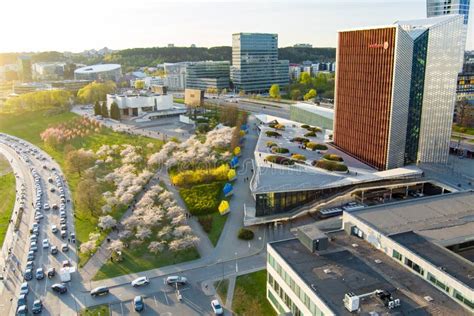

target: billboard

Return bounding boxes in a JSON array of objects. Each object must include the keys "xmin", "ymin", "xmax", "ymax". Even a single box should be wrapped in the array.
[{"xmin": 185, "ymin": 88, "xmax": 204, "ymax": 107}]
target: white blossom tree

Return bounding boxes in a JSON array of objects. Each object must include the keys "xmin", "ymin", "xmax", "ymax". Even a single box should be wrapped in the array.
[{"xmin": 98, "ymin": 215, "xmax": 117, "ymax": 230}]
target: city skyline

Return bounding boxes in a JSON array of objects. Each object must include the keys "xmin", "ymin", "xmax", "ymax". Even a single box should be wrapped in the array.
[{"xmin": 1, "ymin": 0, "xmax": 473, "ymax": 53}]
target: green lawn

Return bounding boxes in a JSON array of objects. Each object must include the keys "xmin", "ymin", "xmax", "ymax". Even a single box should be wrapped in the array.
[
  {"xmin": 214, "ymin": 278, "xmax": 229, "ymax": 302},
  {"xmin": 202, "ymin": 212, "xmax": 228, "ymax": 247},
  {"xmin": 174, "ymin": 98, "xmax": 185, "ymax": 104},
  {"xmin": 79, "ymin": 304, "xmax": 109, "ymax": 316},
  {"xmin": 0, "ymin": 110, "xmax": 163, "ymax": 266},
  {"xmin": 233, "ymin": 270, "xmax": 276, "ymax": 316},
  {"xmin": 0, "ymin": 172, "xmax": 15, "ymax": 247},
  {"xmin": 93, "ymin": 244, "xmax": 199, "ymax": 280},
  {"xmin": 453, "ymin": 124, "xmax": 474, "ymax": 136},
  {"xmin": 0, "ymin": 154, "xmax": 12, "ymax": 175}
]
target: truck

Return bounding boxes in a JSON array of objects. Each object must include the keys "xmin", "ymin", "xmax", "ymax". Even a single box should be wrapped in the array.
[{"xmin": 59, "ymin": 267, "xmax": 75, "ymax": 282}]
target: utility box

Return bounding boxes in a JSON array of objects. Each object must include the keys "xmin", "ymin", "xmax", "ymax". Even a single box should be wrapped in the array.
[{"xmin": 297, "ymin": 223, "xmax": 328, "ymax": 253}]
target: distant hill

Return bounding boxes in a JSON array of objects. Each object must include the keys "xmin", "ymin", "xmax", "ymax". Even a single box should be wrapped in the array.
[{"xmin": 0, "ymin": 46, "xmax": 336, "ymax": 69}]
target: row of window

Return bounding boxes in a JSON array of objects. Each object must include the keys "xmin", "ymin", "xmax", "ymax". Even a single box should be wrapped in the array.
[
  {"xmin": 268, "ymin": 273, "xmax": 302, "ymax": 316},
  {"xmin": 392, "ymin": 250, "xmax": 473, "ymax": 311},
  {"xmin": 268, "ymin": 253, "xmax": 326, "ymax": 316}
]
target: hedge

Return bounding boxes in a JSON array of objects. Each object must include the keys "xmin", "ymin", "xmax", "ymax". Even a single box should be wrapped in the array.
[
  {"xmin": 301, "ymin": 124, "xmax": 310, "ymax": 129},
  {"xmin": 180, "ymin": 182, "xmax": 224, "ymax": 215},
  {"xmin": 306, "ymin": 142, "xmax": 328, "ymax": 151},
  {"xmin": 323, "ymin": 154, "xmax": 344, "ymax": 162},
  {"xmin": 238, "ymin": 228, "xmax": 254, "ymax": 240},
  {"xmin": 304, "ymin": 131, "xmax": 317, "ymax": 137},
  {"xmin": 305, "ymin": 126, "xmax": 322, "ymax": 133},
  {"xmin": 266, "ymin": 141, "xmax": 277, "ymax": 148},
  {"xmin": 312, "ymin": 159, "xmax": 348, "ymax": 172},
  {"xmin": 272, "ymin": 147, "xmax": 289, "ymax": 154},
  {"xmin": 171, "ymin": 164, "xmax": 229, "ymax": 187},
  {"xmin": 265, "ymin": 155, "xmax": 295, "ymax": 165},
  {"xmin": 291, "ymin": 154, "xmax": 307, "ymax": 161},
  {"xmin": 290, "ymin": 137, "xmax": 310, "ymax": 144},
  {"xmin": 265, "ymin": 131, "xmax": 282, "ymax": 137}
]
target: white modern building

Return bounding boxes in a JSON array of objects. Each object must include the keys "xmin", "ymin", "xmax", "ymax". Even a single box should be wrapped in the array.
[
  {"xmin": 74, "ymin": 64, "xmax": 122, "ymax": 82},
  {"xmin": 106, "ymin": 92, "xmax": 173, "ymax": 117}
]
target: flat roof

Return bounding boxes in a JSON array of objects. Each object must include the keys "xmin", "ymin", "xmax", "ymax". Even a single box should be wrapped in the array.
[
  {"xmin": 347, "ymin": 191, "xmax": 474, "ymax": 236},
  {"xmin": 270, "ymin": 234, "xmax": 467, "ymax": 315},
  {"xmin": 75, "ymin": 64, "xmax": 121, "ymax": 74},
  {"xmin": 390, "ymin": 231, "xmax": 474, "ymax": 289},
  {"xmin": 291, "ymin": 102, "xmax": 334, "ymax": 120}
]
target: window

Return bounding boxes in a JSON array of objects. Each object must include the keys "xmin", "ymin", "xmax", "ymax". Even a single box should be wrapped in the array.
[
  {"xmin": 427, "ymin": 273, "xmax": 450, "ymax": 293},
  {"xmin": 404, "ymin": 257, "xmax": 424, "ymax": 276},
  {"xmin": 392, "ymin": 249, "xmax": 402, "ymax": 261},
  {"xmin": 453, "ymin": 290, "xmax": 474, "ymax": 310}
]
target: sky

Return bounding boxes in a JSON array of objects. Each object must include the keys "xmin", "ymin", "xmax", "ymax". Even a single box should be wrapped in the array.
[{"xmin": 0, "ymin": 0, "xmax": 472, "ymax": 53}]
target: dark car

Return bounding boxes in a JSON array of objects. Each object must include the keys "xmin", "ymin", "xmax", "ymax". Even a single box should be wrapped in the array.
[
  {"xmin": 90, "ymin": 286, "xmax": 109, "ymax": 297},
  {"xmin": 47, "ymin": 267, "xmax": 56, "ymax": 278},
  {"xmin": 24, "ymin": 269, "xmax": 33, "ymax": 281},
  {"xmin": 51, "ymin": 283, "xmax": 67, "ymax": 294},
  {"xmin": 31, "ymin": 299, "xmax": 43, "ymax": 314},
  {"xmin": 133, "ymin": 295, "xmax": 144, "ymax": 312},
  {"xmin": 17, "ymin": 294, "xmax": 27, "ymax": 309}
]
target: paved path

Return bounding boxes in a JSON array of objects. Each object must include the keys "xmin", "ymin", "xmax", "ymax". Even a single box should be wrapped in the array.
[{"xmin": 225, "ymin": 276, "xmax": 236, "ymax": 308}]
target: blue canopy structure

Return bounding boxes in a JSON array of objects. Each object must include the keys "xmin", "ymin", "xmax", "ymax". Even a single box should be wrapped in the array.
[
  {"xmin": 230, "ymin": 156, "xmax": 239, "ymax": 168},
  {"xmin": 223, "ymin": 183, "xmax": 233, "ymax": 196}
]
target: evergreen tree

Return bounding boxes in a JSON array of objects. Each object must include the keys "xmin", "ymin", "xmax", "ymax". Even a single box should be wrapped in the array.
[
  {"xmin": 110, "ymin": 102, "xmax": 121, "ymax": 120},
  {"xmin": 94, "ymin": 101, "xmax": 101, "ymax": 116},
  {"xmin": 101, "ymin": 102, "xmax": 109, "ymax": 118}
]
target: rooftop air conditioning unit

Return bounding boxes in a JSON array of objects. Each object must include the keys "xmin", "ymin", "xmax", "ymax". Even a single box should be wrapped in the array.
[{"xmin": 344, "ymin": 292, "xmax": 360, "ymax": 312}]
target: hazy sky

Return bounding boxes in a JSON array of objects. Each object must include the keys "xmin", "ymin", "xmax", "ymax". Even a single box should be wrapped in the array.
[{"xmin": 0, "ymin": 0, "xmax": 472, "ymax": 53}]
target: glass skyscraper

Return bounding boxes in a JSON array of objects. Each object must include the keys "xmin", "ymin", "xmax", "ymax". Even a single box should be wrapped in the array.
[
  {"xmin": 185, "ymin": 61, "xmax": 230, "ymax": 90},
  {"xmin": 427, "ymin": 0, "xmax": 470, "ymax": 25},
  {"xmin": 231, "ymin": 33, "xmax": 289, "ymax": 93}
]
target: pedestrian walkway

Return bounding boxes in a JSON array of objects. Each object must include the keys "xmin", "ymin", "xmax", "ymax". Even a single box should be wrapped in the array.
[{"xmin": 225, "ymin": 276, "xmax": 236, "ymax": 307}]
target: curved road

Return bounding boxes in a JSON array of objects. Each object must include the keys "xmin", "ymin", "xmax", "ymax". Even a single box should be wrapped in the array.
[{"xmin": 0, "ymin": 133, "xmax": 78, "ymax": 315}]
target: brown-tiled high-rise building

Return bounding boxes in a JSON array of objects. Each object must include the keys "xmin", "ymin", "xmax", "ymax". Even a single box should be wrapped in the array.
[{"xmin": 334, "ymin": 26, "xmax": 413, "ymax": 170}]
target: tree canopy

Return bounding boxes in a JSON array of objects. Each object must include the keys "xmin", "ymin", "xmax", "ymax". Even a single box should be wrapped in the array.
[
  {"xmin": 269, "ymin": 84, "xmax": 281, "ymax": 99},
  {"xmin": 77, "ymin": 81, "xmax": 116, "ymax": 104},
  {"xmin": 2, "ymin": 90, "xmax": 72, "ymax": 113}
]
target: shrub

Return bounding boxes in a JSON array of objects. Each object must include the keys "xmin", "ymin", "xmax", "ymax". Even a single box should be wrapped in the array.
[
  {"xmin": 180, "ymin": 182, "xmax": 224, "ymax": 215},
  {"xmin": 306, "ymin": 142, "xmax": 328, "ymax": 151},
  {"xmin": 304, "ymin": 131, "xmax": 317, "ymax": 137},
  {"xmin": 301, "ymin": 124, "xmax": 310, "ymax": 129},
  {"xmin": 171, "ymin": 164, "xmax": 230, "ymax": 187},
  {"xmin": 238, "ymin": 228, "xmax": 254, "ymax": 240},
  {"xmin": 291, "ymin": 154, "xmax": 306, "ymax": 161},
  {"xmin": 305, "ymin": 126, "xmax": 322, "ymax": 133},
  {"xmin": 266, "ymin": 141, "xmax": 277, "ymax": 148},
  {"xmin": 290, "ymin": 137, "xmax": 310, "ymax": 144},
  {"xmin": 323, "ymin": 154, "xmax": 344, "ymax": 162},
  {"xmin": 272, "ymin": 147, "xmax": 289, "ymax": 154},
  {"xmin": 265, "ymin": 131, "xmax": 281, "ymax": 137},
  {"xmin": 273, "ymin": 123, "xmax": 285, "ymax": 130},
  {"xmin": 313, "ymin": 160, "xmax": 348, "ymax": 172},
  {"xmin": 198, "ymin": 215, "xmax": 213, "ymax": 233},
  {"xmin": 266, "ymin": 155, "xmax": 294, "ymax": 165}
]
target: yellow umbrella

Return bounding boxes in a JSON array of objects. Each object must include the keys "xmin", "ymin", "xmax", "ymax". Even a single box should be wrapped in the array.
[
  {"xmin": 218, "ymin": 200, "xmax": 230, "ymax": 215},
  {"xmin": 227, "ymin": 169, "xmax": 236, "ymax": 181},
  {"xmin": 233, "ymin": 146, "xmax": 241, "ymax": 156}
]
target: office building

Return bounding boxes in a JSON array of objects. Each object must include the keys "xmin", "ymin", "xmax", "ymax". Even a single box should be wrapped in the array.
[
  {"xmin": 32, "ymin": 62, "xmax": 66, "ymax": 81},
  {"xmin": 17, "ymin": 55, "xmax": 32, "ymax": 82},
  {"xmin": 0, "ymin": 64, "xmax": 19, "ymax": 82},
  {"xmin": 334, "ymin": 16, "xmax": 464, "ymax": 170},
  {"xmin": 267, "ymin": 191, "xmax": 474, "ymax": 315},
  {"xmin": 185, "ymin": 61, "xmax": 230, "ymax": 90},
  {"xmin": 163, "ymin": 63, "xmax": 187, "ymax": 90},
  {"xmin": 231, "ymin": 33, "xmax": 289, "ymax": 92},
  {"xmin": 427, "ymin": 0, "xmax": 470, "ymax": 25},
  {"xmin": 74, "ymin": 64, "xmax": 122, "ymax": 82}
]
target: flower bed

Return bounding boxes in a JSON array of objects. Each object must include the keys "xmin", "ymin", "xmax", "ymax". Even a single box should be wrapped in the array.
[
  {"xmin": 271, "ymin": 147, "xmax": 289, "ymax": 154},
  {"xmin": 291, "ymin": 154, "xmax": 307, "ymax": 161},
  {"xmin": 306, "ymin": 142, "xmax": 328, "ymax": 151},
  {"xmin": 180, "ymin": 182, "xmax": 224, "ymax": 215},
  {"xmin": 304, "ymin": 131, "xmax": 317, "ymax": 137},
  {"xmin": 312, "ymin": 159, "xmax": 348, "ymax": 172},
  {"xmin": 266, "ymin": 141, "xmax": 277, "ymax": 148},
  {"xmin": 323, "ymin": 154, "xmax": 344, "ymax": 162},
  {"xmin": 290, "ymin": 137, "xmax": 310, "ymax": 144},
  {"xmin": 265, "ymin": 131, "xmax": 282, "ymax": 138},
  {"xmin": 304, "ymin": 126, "xmax": 322, "ymax": 133},
  {"xmin": 265, "ymin": 155, "xmax": 295, "ymax": 165}
]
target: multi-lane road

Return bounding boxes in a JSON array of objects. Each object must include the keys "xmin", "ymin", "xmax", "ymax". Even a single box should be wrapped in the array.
[{"xmin": 0, "ymin": 133, "xmax": 78, "ymax": 315}]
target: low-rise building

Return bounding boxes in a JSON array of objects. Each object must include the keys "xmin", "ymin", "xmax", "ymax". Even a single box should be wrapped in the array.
[
  {"xmin": 74, "ymin": 64, "xmax": 122, "ymax": 82},
  {"xmin": 32, "ymin": 62, "xmax": 66, "ymax": 81},
  {"xmin": 290, "ymin": 102, "xmax": 334, "ymax": 130},
  {"xmin": 106, "ymin": 92, "xmax": 173, "ymax": 117}
]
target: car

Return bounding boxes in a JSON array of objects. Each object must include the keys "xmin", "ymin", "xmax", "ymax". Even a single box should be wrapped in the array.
[
  {"xmin": 47, "ymin": 267, "xmax": 56, "ymax": 278},
  {"xmin": 70, "ymin": 233, "xmax": 76, "ymax": 243},
  {"xmin": 30, "ymin": 241, "xmax": 38, "ymax": 252},
  {"xmin": 19, "ymin": 282, "xmax": 29, "ymax": 295},
  {"xmin": 131, "ymin": 276, "xmax": 150, "ymax": 287},
  {"xmin": 51, "ymin": 283, "xmax": 67, "ymax": 294},
  {"xmin": 35, "ymin": 268, "xmax": 44, "ymax": 280},
  {"xmin": 211, "ymin": 299, "xmax": 224, "ymax": 315},
  {"xmin": 133, "ymin": 295, "xmax": 144, "ymax": 312},
  {"xmin": 17, "ymin": 294, "xmax": 27, "ymax": 308},
  {"xmin": 42, "ymin": 239, "xmax": 49, "ymax": 248},
  {"xmin": 32, "ymin": 227, "xmax": 39, "ymax": 236},
  {"xmin": 61, "ymin": 230, "xmax": 67, "ymax": 238},
  {"xmin": 30, "ymin": 223, "xmax": 39, "ymax": 233},
  {"xmin": 43, "ymin": 203, "xmax": 50, "ymax": 211},
  {"xmin": 16, "ymin": 305, "xmax": 27, "ymax": 315},
  {"xmin": 60, "ymin": 211, "xmax": 66, "ymax": 218},
  {"xmin": 51, "ymin": 225, "xmax": 58, "ymax": 233},
  {"xmin": 23, "ymin": 269, "xmax": 33, "ymax": 281},
  {"xmin": 27, "ymin": 251, "xmax": 35, "ymax": 261},
  {"xmin": 61, "ymin": 243, "xmax": 69, "ymax": 252},
  {"xmin": 62, "ymin": 260, "xmax": 71, "ymax": 268},
  {"xmin": 30, "ymin": 235, "xmax": 37, "ymax": 243},
  {"xmin": 90, "ymin": 286, "xmax": 109, "ymax": 297},
  {"xmin": 26, "ymin": 261, "xmax": 34, "ymax": 270},
  {"xmin": 31, "ymin": 299, "xmax": 42, "ymax": 314},
  {"xmin": 165, "ymin": 276, "xmax": 188, "ymax": 286},
  {"xmin": 51, "ymin": 246, "xmax": 58, "ymax": 255},
  {"xmin": 60, "ymin": 217, "xmax": 67, "ymax": 225}
]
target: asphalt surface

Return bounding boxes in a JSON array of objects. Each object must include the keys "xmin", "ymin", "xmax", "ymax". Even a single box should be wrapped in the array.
[{"xmin": 0, "ymin": 134, "xmax": 78, "ymax": 315}]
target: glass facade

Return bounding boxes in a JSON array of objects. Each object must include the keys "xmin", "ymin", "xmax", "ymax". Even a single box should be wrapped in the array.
[
  {"xmin": 185, "ymin": 61, "xmax": 230, "ymax": 90},
  {"xmin": 231, "ymin": 33, "xmax": 289, "ymax": 92},
  {"xmin": 427, "ymin": 0, "xmax": 470, "ymax": 25},
  {"xmin": 404, "ymin": 30, "xmax": 428, "ymax": 164}
]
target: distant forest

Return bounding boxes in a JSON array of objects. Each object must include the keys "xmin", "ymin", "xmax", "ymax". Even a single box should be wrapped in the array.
[{"xmin": 0, "ymin": 46, "xmax": 336, "ymax": 70}]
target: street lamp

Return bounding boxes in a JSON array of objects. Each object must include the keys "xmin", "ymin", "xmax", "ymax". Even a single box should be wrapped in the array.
[{"xmin": 235, "ymin": 252, "xmax": 238, "ymax": 273}]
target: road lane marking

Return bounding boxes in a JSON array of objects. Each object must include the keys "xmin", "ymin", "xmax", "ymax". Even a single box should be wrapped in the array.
[
  {"xmin": 153, "ymin": 295, "xmax": 158, "ymax": 307},
  {"xmin": 163, "ymin": 291, "xmax": 169, "ymax": 305}
]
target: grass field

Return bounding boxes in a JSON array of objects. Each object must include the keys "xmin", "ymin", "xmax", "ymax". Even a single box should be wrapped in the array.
[
  {"xmin": 205, "ymin": 212, "xmax": 228, "ymax": 247},
  {"xmin": 233, "ymin": 270, "xmax": 276, "ymax": 316},
  {"xmin": 0, "ymin": 154, "xmax": 12, "ymax": 175},
  {"xmin": 214, "ymin": 279, "xmax": 229, "ymax": 303},
  {"xmin": 93, "ymin": 244, "xmax": 199, "ymax": 280},
  {"xmin": 453, "ymin": 124, "xmax": 474, "ymax": 136},
  {"xmin": 79, "ymin": 304, "xmax": 110, "ymax": 316},
  {"xmin": 0, "ymin": 172, "xmax": 15, "ymax": 247},
  {"xmin": 0, "ymin": 110, "xmax": 163, "ymax": 266}
]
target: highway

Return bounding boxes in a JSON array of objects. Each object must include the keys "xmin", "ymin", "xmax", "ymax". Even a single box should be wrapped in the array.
[{"xmin": 0, "ymin": 134, "xmax": 78, "ymax": 315}]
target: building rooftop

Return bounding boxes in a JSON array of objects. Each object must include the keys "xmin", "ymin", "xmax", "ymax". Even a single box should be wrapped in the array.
[
  {"xmin": 390, "ymin": 231, "xmax": 474, "ymax": 289},
  {"xmin": 270, "ymin": 233, "xmax": 468, "ymax": 315},
  {"xmin": 347, "ymin": 191, "xmax": 474, "ymax": 236},
  {"xmin": 75, "ymin": 64, "xmax": 121, "ymax": 74},
  {"xmin": 291, "ymin": 102, "xmax": 334, "ymax": 120}
]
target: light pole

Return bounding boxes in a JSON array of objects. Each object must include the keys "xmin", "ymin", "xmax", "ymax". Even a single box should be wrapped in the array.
[{"xmin": 235, "ymin": 252, "xmax": 238, "ymax": 274}]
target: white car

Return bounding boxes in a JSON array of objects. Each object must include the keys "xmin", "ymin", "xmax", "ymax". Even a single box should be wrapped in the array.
[
  {"xmin": 51, "ymin": 225, "xmax": 58, "ymax": 233},
  {"xmin": 131, "ymin": 276, "xmax": 150, "ymax": 287},
  {"xmin": 42, "ymin": 239, "xmax": 49, "ymax": 248},
  {"xmin": 165, "ymin": 276, "xmax": 187, "ymax": 286},
  {"xmin": 211, "ymin": 299, "xmax": 224, "ymax": 315}
]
